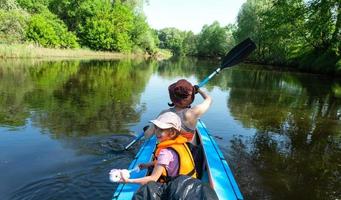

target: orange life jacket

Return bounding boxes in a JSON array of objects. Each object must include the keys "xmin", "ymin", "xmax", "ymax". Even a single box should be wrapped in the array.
[{"xmin": 154, "ymin": 135, "xmax": 197, "ymax": 182}]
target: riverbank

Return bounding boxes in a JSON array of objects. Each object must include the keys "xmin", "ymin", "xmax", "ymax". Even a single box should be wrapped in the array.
[
  {"xmin": 244, "ymin": 58, "xmax": 341, "ymax": 77},
  {"xmin": 0, "ymin": 44, "xmax": 172, "ymax": 60},
  {"xmin": 0, "ymin": 44, "xmax": 128, "ymax": 59}
]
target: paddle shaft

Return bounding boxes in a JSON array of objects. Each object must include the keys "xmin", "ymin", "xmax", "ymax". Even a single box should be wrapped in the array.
[
  {"xmin": 124, "ymin": 132, "xmax": 144, "ymax": 150},
  {"xmin": 198, "ymin": 68, "xmax": 221, "ymax": 88},
  {"xmin": 198, "ymin": 38, "xmax": 256, "ymax": 88}
]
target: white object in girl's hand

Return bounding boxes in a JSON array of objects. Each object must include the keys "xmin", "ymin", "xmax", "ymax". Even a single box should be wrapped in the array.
[
  {"xmin": 109, "ymin": 166, "xmax": 140, "ymax": 182},
  {"xmin": 109, "ymin": 169, "xmax": 130, "ymax": 182}
]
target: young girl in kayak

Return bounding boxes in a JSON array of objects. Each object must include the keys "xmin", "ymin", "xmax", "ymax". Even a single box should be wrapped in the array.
[
  {"xmin": 119, "ymin": 112, "xmax": 197, "ymax": 185},
  {"xmin": 144, "ymin": 79, "xmax": 212, "ymax": 142}
]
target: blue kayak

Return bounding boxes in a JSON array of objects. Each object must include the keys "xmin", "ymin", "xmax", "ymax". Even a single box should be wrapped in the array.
[{"xmin": 112, "ymin": 120, "xmax": 243, "ymax": 200}]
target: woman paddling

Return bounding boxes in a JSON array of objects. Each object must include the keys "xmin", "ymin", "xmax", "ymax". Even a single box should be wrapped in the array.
[{"xmin": 144, "ymin": 79, "xmax": 212, "ymax": 142}]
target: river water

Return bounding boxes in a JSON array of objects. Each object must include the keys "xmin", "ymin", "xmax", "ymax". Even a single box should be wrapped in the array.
[{"xmin": 0, "ymin": 58, "xmax": 340, "ymax": 200}]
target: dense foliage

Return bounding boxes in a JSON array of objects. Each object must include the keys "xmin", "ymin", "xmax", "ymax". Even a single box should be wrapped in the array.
[
  {"xmin": 156, "ymin": 22, "xmax": 233, "ymax": 57},
  {"xmin": 0, "ymin": 0, "xmax": 340, "ymax": 74},
  {"xmin": 0, "ymin": 9, "xmax": 29, "ymax": 44},
  {"xmin": 0, "ymin": 0, "xmax": 157, "ymax": 52},
  {"xmin": 235, "ymin": 0, "xmax": 340, "ymax": 74},
  {"xmin": 77, "ymin": 2, "xmax": 134, "ymax": 51},
  {"xmin": 155, "ymin": 0, "xmax": 340, "ymax": 74},
  {"xmin": 25, "ymin": 11, "xmax": 79, "ymax": 48},
  {"xmin": 196, "ymin": 22, "xmax": 234, "ymax": 57}
]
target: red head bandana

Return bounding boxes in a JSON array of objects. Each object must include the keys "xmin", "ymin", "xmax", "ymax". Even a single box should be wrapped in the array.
[{"xmin": 168, "ymin": 79, "xmax": 195, "ymax": 107}]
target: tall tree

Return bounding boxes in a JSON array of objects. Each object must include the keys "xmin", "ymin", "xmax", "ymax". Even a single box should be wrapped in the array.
[
  {"xmin": 196, "ymin": 21, "xmax": 230, "ymax": 57},
  {"xmin": 78, "ymin": 2, "xmax": 134, "ymax": 51},
  {"xmin": 235, "ymin": 0, "xmax": 272, "ymax": 61},
  {"xmin": 235, "ymin": 0, "xmax": 341, "ymax": 74},
  {"xmin": 157, "ymin": 28, "xmax": 185, "ymax": 56},
  {"xmin": 0, "ymin": 0, "xmax": 29, "ymax": 44}
]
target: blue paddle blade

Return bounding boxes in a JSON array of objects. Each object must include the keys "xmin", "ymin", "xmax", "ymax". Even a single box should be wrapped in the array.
[{"xmin": 221, "ymin": 38, "xmax": 256, "ymax": 69}]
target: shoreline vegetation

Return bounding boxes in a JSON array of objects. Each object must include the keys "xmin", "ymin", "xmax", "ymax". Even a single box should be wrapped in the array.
[
  {"xmin": 0, "ymin": 0, "xmax": 339, "ymax": 75},
  {"xmin": 0, "ymin": 44, "xmax": 125, "ymax": 59},
  {"xmin": 0, "ymin": 44, "xmax": 173, "ymax": 60},
  {"xmin": 1, "ymin": 42, "xmax": 339, "ymax": 78}
]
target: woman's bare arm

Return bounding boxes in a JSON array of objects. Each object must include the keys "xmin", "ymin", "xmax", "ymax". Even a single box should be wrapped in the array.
[{"xmin": 189, "ymin": 88, "xmax": 212, "ymax": 118}]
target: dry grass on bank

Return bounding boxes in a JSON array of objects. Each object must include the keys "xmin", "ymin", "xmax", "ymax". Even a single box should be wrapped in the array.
[{"xmin": 0, "ymin": 44, "xmax": 136, "ymax": 59}]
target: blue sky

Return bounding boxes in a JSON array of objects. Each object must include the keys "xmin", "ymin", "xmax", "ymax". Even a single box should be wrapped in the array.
[{"xmin": 143, "ymin": 0, "xmax": 246, "ymax": 33}]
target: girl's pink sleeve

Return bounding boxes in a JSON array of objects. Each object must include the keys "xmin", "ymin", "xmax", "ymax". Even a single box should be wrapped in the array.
[{"xmin": 156, "ymin": 149, "xmax": 175, "ymax": 166}]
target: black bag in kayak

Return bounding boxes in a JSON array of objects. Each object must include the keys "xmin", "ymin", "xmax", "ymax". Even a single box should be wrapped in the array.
[
  {"xmin": 132, "ymin": 175, "xmax": 218, "ymax": 200},
  {"xmin": 165, "ymin": 175, "xmax": 218, "ymax": 200},
  {"xmin": 132, "ymin": 181, "xmax": 167, "ymax": 200}
]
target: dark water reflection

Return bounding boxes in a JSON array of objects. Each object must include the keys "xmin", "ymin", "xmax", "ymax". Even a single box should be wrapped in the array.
[
  {"xmin": 226, "ymin": 67, "xmax": 341, "ymax": 200},
  {"xmin": 0, "ymin": 58, "xmax": 340, "ymax": 200}
]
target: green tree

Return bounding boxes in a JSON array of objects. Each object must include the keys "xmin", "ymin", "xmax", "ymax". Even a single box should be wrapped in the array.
[
  {"xmin": 182, "ymin": 31, "xmax": 197, "ymax": 56},
  {"xmin": 234, "ymin": 0, "xmax": 272, "ymax": 61},
  {"xmin": 261, "ymin": 0, "xmax": 307, "ymax": 64},
  {"xmin": 0, "ymin": 0, "xmax": 20, "ymax": 10},
  {"xmin": 49, "ymin": 0, "xmax": 108, "ymax": 32},
  {"xmin": 305, "ymin": 0, "xmax": 340, "ymax": 52},
  {"xmin": 26, "ymin": 11, "xmax": 79, "ymax": 48},
  {"xmin": 157, "ymin": 28, "xmax": 186, "ymax": 56},
  {"xmin": 0, "ymin": 8, "xmax": 29, "ymax": 44},
  {"xmin": 300, "ymin": 0, "xmax": 340, "ymax": 72},
  {"xmin": 78, "ymin": 3, "xmax": 134, "ymax": 51},
  {"xmin": 235, "ymin": 0, "xmax": 341, "ymax": 74},
  {"xmin": 130, "ymin": 13, "xmax": 157, "ymax": 53},
  {"xmin": 49, "ymin": 0, "xmax": 157, "ymax": 53},
  {"xmin": 196, "ymin": 21, "xmax": 230, "ymax": 57},
  {"xmin": 17, "ymin": 0, "xmax": 51, "ymax": 13}
]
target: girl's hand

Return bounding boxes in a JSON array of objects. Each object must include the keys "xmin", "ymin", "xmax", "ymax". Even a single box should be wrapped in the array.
[
  {"xmin": 120, "ymin": 171, "xmax": 130, "ymax": 183},
  {"xmin": 138, "ymin": 163, "xmax": 149, "ymax": 169}
]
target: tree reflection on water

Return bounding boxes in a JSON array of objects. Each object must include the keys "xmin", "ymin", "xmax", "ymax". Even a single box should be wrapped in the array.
[{"xmin": 226, "ymin": 67, "xmax": 341, "ymax": 200}]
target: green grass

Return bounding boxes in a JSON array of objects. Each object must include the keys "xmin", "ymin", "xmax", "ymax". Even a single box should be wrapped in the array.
[
  {"xmin": 0, "ymin": 44, "xmax": 134, "ymax": 59},
  {"xmin": 155, "ymin": 48, "xmax": 173, "ymax": 60}
]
